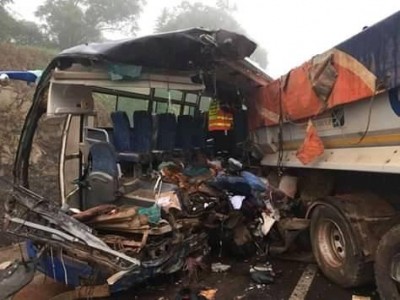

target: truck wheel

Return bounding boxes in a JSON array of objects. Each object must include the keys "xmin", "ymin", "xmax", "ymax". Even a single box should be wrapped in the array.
[
  {"xmin": 310, "ymin": 205, "xmax": 372, "ymax": 287},
  {"xmin": 375, "ymin": 224, "xmax": 400, "ymax": 300}
]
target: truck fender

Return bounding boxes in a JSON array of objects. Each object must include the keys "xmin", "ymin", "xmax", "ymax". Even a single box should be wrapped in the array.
[{"xmin": 305, "ymin": 194, "xmax": 396, "ymax": 260}]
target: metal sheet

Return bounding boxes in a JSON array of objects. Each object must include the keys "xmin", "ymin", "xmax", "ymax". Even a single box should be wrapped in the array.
[
  {"xmin": 262, "ymin": 145, "xmax": 400, "ymax": 174},
  {"xmin": 57, "ymin": 28, "xmax": 257, "ymax": 71}
]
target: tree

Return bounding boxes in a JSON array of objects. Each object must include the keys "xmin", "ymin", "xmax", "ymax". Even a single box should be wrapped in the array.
[
  {"xmin": 0, "ymin": 5, "xmax": 18, "ymax": 41},
  {"xmin": 13, "ymin": 20, "xmax": 53, "ymax": 47},
  {"xmin": 0, "ymin": 2, "xmax": 51, "ymax": 46},
  {"xmin": 155, "ymin": 1, "xmax": 267, "ymax": 69},
  {"xmin": 36, "ymin": 0, "xmax": 146, "ymax": 50}
]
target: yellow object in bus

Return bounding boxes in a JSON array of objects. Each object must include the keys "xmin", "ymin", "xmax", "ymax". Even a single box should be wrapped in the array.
[{"xmin": 208, "ymin": 99, "xmax": 233, "ymax": 131}]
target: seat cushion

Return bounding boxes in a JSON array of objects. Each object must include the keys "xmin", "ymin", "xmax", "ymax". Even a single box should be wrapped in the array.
[
  {"xmin": 111, "ymin": 111, "xmax": 133, "ymax": 152},
  {"xmin": 156, "ymin": 113, "xmax": 177, "ymax": 151},
  {"xmin": 176, "ymin": 115, "xmax": 194, "ymax": 150},
  {"xmin": 133, "ymin": 110, "xmax": 153, "ymax": 153},
  {"xmin": 192, "ymin": 113, "xmax": 207, "ymax": 148},
  {"xmin": 86, "ymin": 171, "xmax": 117, "ymax": 209},
  {"xmin": 89, "ymin": 142, "xmax": 119, "ymax": 178},
  {"xmin": 118, "ymin": 152, "xmax": 150, "ymax": 164}
]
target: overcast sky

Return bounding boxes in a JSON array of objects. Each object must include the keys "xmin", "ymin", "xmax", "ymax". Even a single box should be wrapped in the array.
[{"xmin": 10, "ymin": 0, "xmax": 400, "ymax": 78}]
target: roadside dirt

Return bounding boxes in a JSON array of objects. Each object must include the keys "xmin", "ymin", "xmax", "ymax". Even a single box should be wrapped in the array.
[{"xmin": 0, "ymin": 43, "xmax": 57, "ymax": 247}]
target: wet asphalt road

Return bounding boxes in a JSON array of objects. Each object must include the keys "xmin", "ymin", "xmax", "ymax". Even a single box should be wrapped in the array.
[
  {"xmin": 112, "ymin": 257, "xmax": 379, "ymax": 300},
  {"xmin": 12, "ymin": 256, "xmax": 380, "ymax": 300},
  {"xmin": 4, "ymin": 243, "xmax": 379, "ymax": 300}
]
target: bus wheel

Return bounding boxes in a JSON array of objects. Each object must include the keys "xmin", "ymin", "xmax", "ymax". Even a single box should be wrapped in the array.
[
  {"xmin": 375, "ymin": 224, "xmax": 400, "ymax": 300},
  {"xmin": 310, "ymin": 205, "xmax": 372, "ymax": 287}
]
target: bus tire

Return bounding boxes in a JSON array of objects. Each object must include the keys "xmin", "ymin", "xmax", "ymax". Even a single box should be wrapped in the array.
[
  {"xmin": 310, "ymin": 205, "xmax": 372, "ymax": 287},
  {"xmin": 375, "ymin": 224, "xmax": 400, "ymax": 300}
]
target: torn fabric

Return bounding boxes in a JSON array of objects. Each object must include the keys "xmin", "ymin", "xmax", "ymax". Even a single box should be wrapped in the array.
[{"xmin": 296, "ymin": 120, "xmax": 325, "ymax": 165}]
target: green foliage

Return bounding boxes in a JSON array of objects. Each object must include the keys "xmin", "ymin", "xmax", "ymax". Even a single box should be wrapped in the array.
[
  {"xmin": 0, "ymin": 2, "xmax": 52, "ymax": 47},
  {"xmin": 36, "ymin": 0, "xmax": 146, "ymax": 50},
  {"xmin": 155, "ymin": 1, "xmax": 267, "ymax": 68},
  {"xmin": 36, "ymin": 0, "xmax": 99, "ymax": 50},
  {"xmin": 156, "ymin": 2, "xmax": 242, "ymax": 34},
  {"xmin": 84, "ymin": 0, "xmax": 145, "ymax": 33},
  {"xmin": 93, "ymin": 92, "xmax": 116, "ymax": 113},
  {"xmin": 13, "ymin": 20, "xmax": 53, "ymax": 47},
  {"xmin": 0, "ymin": 6, "xmax": 18, "ymax": 42}
]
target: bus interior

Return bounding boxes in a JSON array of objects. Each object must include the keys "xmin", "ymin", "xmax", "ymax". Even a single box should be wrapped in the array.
[{"xmin": 48, "ymin": 55, "xmax": 270, "ymax": 212}]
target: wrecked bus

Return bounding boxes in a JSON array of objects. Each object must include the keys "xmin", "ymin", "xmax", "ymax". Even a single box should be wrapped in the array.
[{"xmin": 0, "ymin": 28, "xmax": 272, "ymax": 298}]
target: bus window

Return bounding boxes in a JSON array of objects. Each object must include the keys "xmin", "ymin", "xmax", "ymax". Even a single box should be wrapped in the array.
[
  {"xmin": 199, "ymin": 96, "xmax": 212, "ymax": 112},
  {"xmin": 153, "ymin": 88, "xmax": 184, "ymax": 115},
  {"xmin": 29, "ymin": 114, "xmax": 65, "ymax": 203},
  {"xmin": 117, "ymin": 96, "xmax": 149, "ymax": 125},
  {"xmin": 183, "ymin": 105, "xmax": 195, "ymax": 116},
  {"xmin": 153, "ymin": 101, "xmax": 167, "ymax": 114},
  {"xmin": 169, "ymin": 103, "xmax": 181, "ymax": 115},
  {"xmin": 154, "ymin": 89, "xmax": 183, "ymax": 100},
  {"xmin": 185, "ymin": 93, "xmax": 198, "ymax": 103},
  {"xmin": 92, "ymin": 92, "xmax": 116, "ymax": 127}
]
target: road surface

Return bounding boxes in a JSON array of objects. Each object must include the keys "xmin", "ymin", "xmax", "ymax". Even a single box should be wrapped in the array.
[{"xmin": 4, "ymin": 247, "xmax": 378, "ymax": 300}]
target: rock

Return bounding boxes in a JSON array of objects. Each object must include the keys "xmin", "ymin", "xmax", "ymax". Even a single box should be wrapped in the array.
[{"xmin": 211, "ymin": 262, "xmax": 231, "ymax": 273}]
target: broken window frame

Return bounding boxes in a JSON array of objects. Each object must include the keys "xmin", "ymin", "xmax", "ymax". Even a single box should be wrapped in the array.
[{"xmin": 91, "ymin": 87, "xmax": 200, "ymax": 117}]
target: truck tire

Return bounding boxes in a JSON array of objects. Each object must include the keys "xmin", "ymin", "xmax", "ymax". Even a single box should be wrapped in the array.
[
  {"xmin": 375, "ymin": 224, "xmax": 400, "ymax": 300},
  {"xmin": 310, "ymin": 205, "xmax": 372, "ymax": 287}
]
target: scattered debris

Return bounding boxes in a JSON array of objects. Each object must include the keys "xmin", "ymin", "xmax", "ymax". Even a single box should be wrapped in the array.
[
  {"xmin": 352, "ymin": 296, "xmax": 371, "ymax": 300},
  {"xmin": 175, "ymin": 287, "xmax": 198, "ymax": 300},
  {"xmin": 71, "ymin": 204, "xmax": 116, "ymax": 222},
  {"xmin": 250, "ymin": 262, "xmax": 276, "ymax": 284},
  {"xmin": 229, "ymin": 195, "xmax": 246, "ymax": 210},
  {"xmin": 211, "ymin": 262, "xmax": 231, "ymax": 273},
  {"xmin": 244, "ymin": 283, "xmax": 267, "ymax": 292},
  {"xmin": 184, "ymin": 256, "xmax": 206, "ymax": 282},
  {"xmin": 3, "ymin": 153, "xmax": 292, "ymax": 296},
  {"xmin": 0, "ymin": 260, "xmax": 36, "ymax": 300},
  {"xmin": 199, "ymin": 288, "xmax": 218, "ymax": 300},
  {"xmin": 260, "ymin": 212, "xmax": 276, "ymax": 236}
]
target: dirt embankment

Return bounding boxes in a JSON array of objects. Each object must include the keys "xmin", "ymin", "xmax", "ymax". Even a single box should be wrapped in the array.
[{"xmin": 0, "ymin": 43, "xmax": 58, "ymax": 246}]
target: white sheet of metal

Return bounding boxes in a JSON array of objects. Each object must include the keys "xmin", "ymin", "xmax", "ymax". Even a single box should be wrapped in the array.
[{"xmin": 261, "ymin": 145, "xmax": 400, "ymax": 174}]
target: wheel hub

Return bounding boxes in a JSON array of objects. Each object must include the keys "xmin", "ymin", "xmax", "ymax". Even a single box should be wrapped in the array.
[
  {"xmin": 318, "ymin": 219, "xmax": 346, "ymax": 268},
  {"xmin": 330, "ymin": 226, "xmax": 346, "ymax": 259}
]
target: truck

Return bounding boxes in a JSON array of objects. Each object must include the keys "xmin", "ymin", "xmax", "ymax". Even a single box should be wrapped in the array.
[
  {"xmin": 1, "ymin": 11, "xmax": 400, "ymax": 300},
  {"xmin": 250, "ymin": 10, "xmax": 400, "ymax": 299}
]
